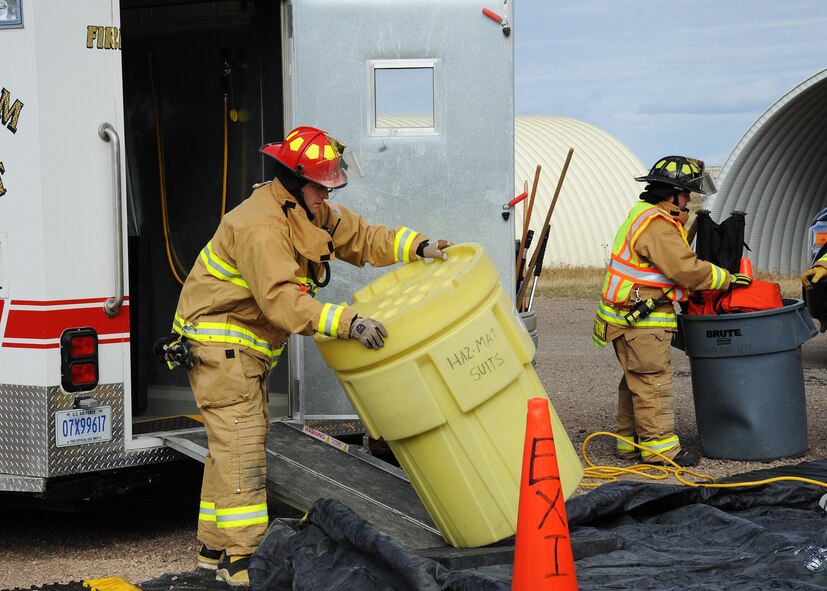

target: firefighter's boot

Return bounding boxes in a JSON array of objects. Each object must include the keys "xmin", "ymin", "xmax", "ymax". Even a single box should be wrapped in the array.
[
  {"xmin": 197, "ymin": 544, "xmax": 223, "ymax": 570},
  {"xmin": 649, "ymin": 448, "xmax": 700, "ymax": 468},
  {"xmin": 670, "ymin": 449, "xmax": 701, "ymax": 467},
  {"xmin": 216, "ymin": 554, "xmax": 251, "ymax": 586}
]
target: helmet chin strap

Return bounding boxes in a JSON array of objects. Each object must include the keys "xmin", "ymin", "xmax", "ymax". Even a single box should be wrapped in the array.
[
  {"xmin": 296, "ymin": 189, "xmax": 315, "ymax": 220},
  {"xmin": 670, "ymin": 194, "xmax": 689, "ymax": 215}
]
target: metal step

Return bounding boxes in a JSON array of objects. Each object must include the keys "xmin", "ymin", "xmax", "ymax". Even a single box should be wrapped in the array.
[{"xmin": 163, "ymin": 419, "xmax": 444, "ymax": 550}]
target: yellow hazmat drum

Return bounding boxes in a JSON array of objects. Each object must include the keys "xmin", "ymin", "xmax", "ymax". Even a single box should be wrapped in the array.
[{"xmin": 315, "ymin": 243, "xmax": 583, "ymax": 548}]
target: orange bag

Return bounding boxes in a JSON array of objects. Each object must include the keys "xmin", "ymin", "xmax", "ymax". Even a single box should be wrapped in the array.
[
  {"xmin": 723, "ymin": 280, "xmax": 783, "ymax": 312},
  {"xmin": 688, "ymin": 281, "xmax": 783, "ymax": 315}
]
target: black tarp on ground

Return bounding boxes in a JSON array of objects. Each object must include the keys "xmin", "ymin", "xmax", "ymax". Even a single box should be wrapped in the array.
[
  {"xmin": 248, "ymin": 498, "xmax": 509, "ymax": 591},
  {"xmin": 565, "ymin": 464, "xmax": 827, "ymax": 590},
  {"xmin": 245, "ymin": 460, "xmax": 827, "ymax": 591}
]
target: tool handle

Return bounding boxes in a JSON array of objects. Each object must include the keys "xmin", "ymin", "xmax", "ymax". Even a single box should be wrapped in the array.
[
  {"xmin": 516, "ymin": 148, "xmax": 574, "ymax": 309},
  {"xmin": 524, "ymin": 229, "xmax": 534, "ymax": 251},
  {"xmin": 482, "ymin": 7, "xmax": 504, "ymax": 24},
  {"xmin": 533, "ymin": 229, "xmax": 550, "ymax": 277},
  {"xmin": 508, "ymin": 191, "xmax": 528, "ymax": 207}
]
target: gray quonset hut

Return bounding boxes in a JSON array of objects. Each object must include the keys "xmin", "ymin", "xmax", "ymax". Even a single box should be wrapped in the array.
[{"xmin": 707, "ymin": 68, "xmax": 827, "ymax": 274}]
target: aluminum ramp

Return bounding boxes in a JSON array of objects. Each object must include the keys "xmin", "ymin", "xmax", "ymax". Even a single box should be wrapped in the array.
[{"xmin": 161, "ymin": 419, "xmax": 445, "ymax": 550}]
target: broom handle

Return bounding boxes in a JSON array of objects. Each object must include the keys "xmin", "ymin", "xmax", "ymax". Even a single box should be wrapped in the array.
[
  {"xmin": 516, "ymin": 165, "xmax": 541, "ymax": 284},
  {"xmin": 517, "ymin": 148, "xmax": 574, "ymax": 309}
]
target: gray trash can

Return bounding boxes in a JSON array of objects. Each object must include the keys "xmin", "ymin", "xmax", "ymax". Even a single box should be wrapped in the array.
[
  {"xmin": 677, "ymin": 298, "xmax": 817, "ymax": 461},
  {"xmin": 519, "ymin": 310, "xmax": 539, "ymax": 350},
  {"xmin": 519, "ymin": 310, "xmax": 539, "ymax": 365}
]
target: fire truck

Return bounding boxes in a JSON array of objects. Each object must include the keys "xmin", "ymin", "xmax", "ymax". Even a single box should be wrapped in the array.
[{"xmin": 0, "ymin": 0, "xmax": 514, "ymax": 507}]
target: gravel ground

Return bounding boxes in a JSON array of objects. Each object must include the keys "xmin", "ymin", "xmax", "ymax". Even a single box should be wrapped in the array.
[{"xmin": 2, "ymin": 296, "xmax": 826, "ymax": 589}]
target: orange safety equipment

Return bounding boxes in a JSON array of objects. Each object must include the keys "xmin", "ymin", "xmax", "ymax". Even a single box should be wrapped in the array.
[
  {"xmin": 635, "ymin": 155, "xmax": 717, "ymax": 195},
  {"xmin": 603, "ymin": 203, "xmax": 692, "ymax": 304},
  {"xmin": 260, "ymin": 126, "xmax": 349, "ymax": 190},
  {"xmin": 593, "ymin": 201, "xmax": 730, "ymax": 348}
]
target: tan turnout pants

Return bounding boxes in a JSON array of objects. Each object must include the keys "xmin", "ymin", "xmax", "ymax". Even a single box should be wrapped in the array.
[
  {"xmin": 612, "ymin": 328, "xmax": 681, "ymax": 462},
  {"xmin": 187, "ymin": 341, "xmax": 270, "ymax": 556}
]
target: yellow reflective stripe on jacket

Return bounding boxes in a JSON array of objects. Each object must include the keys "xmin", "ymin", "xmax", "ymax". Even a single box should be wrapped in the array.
[
  {"xmin": 173, "ymin": 314, "xmax": 283, "ymax": 367},
  {"xmin": 215, "ymin": 503, "xmax": 269, "ymax": 529},
  {"xmin": 199, "ymin": 500, "xmax": 216, "ymax": 522},
  {"xmin": 596, "ymin": 300, "xmax": 677, "ymax": 330},
  {"xmin": 639, "ymin": 435, "xmax": 680, "ymax": 458},
  {"xmin": 200, "ymin": 241, "xmax": 250, "ymax": 289},
  {"xmin": 708, "ymin": 265, "xmax": 727, "ymax": 290},
  {"xmin": 393, "ymin": 226, "xmax": 419, "ymax": 263},
  {"xmin": 318, "ymin": 303, "xmax": 346, "ymax": 337}
]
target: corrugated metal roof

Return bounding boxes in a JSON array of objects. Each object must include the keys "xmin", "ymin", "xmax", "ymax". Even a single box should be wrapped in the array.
[
  {"xmin": 514, "ymin": 115, "xmax": 646, "ymax": 267},
  {"xmin": 706, "ymin": 68, "xmax": 827, "ymax": 274}
]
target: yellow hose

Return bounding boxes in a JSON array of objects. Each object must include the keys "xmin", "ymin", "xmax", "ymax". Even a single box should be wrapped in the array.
[
  {"xmin": 581, "ymin": 431, "xmax": 827, "ymax": 490},
  {"xmin": 221, "ymin": 99, "xmax": 228, "ymax": 218},
  {"xmin": 149, "ymin": 54, "xmax": 187, "ymax": 286},
  {"xmin": 148, "ymin": 55, "xmax": 230, "ymax": 286}
]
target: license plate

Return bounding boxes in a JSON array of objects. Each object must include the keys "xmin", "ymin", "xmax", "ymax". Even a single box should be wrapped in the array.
[{"xmin": 55, "ymin": 406, "xmax": 112, "ymax": 447}]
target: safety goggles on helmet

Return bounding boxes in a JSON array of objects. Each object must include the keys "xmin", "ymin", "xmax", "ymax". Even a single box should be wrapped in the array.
[
  {"xmin": 260, "ymin": 126, "xmax": 363, "ymax": 190},
  {"xmin": 681, "ymin": 172, "xmax": 717, "ymax": 195},
  {"xmin": 635, "ymin": 155, "xmax": 717, "ymax": 196}
]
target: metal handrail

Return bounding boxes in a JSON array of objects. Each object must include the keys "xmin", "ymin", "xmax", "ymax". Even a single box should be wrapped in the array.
[{"xmin": 98, "ymin": 122, "xmax": 124, "ymax": 318}]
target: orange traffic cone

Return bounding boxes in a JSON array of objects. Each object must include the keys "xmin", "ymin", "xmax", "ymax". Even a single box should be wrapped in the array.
[
  {"xmin": 739, "ymin": 257, "xmax": 754, "ymax": 279},
  {"xmin": 511, "ymin": 398, "xmax": 577, "ymax": 590}
]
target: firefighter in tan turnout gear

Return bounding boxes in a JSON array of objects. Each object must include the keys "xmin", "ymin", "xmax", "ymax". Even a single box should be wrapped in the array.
[
  {"xmin": 592, "ymin": 156, "xmax": 753, "ymax": 468},
  {"xmin": 159, "ymin": 126, "xmax": 450, "ymax": 586}
]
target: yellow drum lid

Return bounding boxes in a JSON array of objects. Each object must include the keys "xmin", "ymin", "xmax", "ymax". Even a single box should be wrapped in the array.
[{"xmin": 316, "ymin": 242, "xmax": 501, "ymax": 371}]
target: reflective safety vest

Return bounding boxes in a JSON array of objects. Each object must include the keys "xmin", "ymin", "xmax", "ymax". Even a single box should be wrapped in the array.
[{"xmin": 602, "ymin": 202, "xmax": 690, "ymax": 305}]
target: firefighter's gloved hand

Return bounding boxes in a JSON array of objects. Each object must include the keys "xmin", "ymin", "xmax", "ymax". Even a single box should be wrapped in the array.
[
  {"xmin": 349, "ymin": 317, "xmax": 388, "ymax": 349},
  {"xmin": 801, "ymin": 266, "xmax": 827, "ymax": 289},
  {"xmin": 419, "ymin": 239, "xmax": 452, "ymax": 261},
  {"xmin": 167, "ymin": 340, "xmax": 194, "ymax": 370},
  {"xmin": 153, "ymin": 333, "xmax": 193, "ymax": 370},
  {"xmin": 729, "ymin": 273, "xmax": 753, "ymax": 288}
]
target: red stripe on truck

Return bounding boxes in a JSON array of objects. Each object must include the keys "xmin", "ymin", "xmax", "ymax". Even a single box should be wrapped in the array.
[{"xmin": 2, "ymin": 298, "xmax": 130, "ymax": 348}]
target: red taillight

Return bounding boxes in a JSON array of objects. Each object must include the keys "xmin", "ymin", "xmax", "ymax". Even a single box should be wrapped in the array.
[
  {"xmin": 70, "ymin": 363, "xmax": 97, "ymax": 385},
  {"xmin": 70, "ymin": 335, "xmax": 96, "ymax": 357},
  {"xmin": 60, "ymin": 328, "xmax": 99, "ymax": 392}
]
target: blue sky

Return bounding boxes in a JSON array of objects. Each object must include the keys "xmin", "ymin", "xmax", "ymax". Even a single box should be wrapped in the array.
[{"xmin": 514, "ymin": 0, "xmax": 827, "ymax": 167}]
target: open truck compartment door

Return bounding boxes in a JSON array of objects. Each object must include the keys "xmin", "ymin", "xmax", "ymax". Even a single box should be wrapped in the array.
[{"xmin": 284, "ymin": 0, "xmax": 515, "ymax": 426}]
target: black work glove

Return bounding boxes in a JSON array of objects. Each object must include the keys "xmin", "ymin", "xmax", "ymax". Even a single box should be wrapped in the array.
[
  {"xmin": 729, "ymin": 273, "xmax": 753, "ymax": 288},
  {"xmin": 349, "ymin": 317, "xmax": 388, "ymax": 349},
  {"xmin": 153, "ymin": 333, "xmax": 194, "ymax": 370}
]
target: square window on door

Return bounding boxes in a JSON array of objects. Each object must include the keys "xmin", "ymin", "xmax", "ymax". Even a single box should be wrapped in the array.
[{"xmin": 370, "ymin": 59, "xmax": 440, "ymax": 136}]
